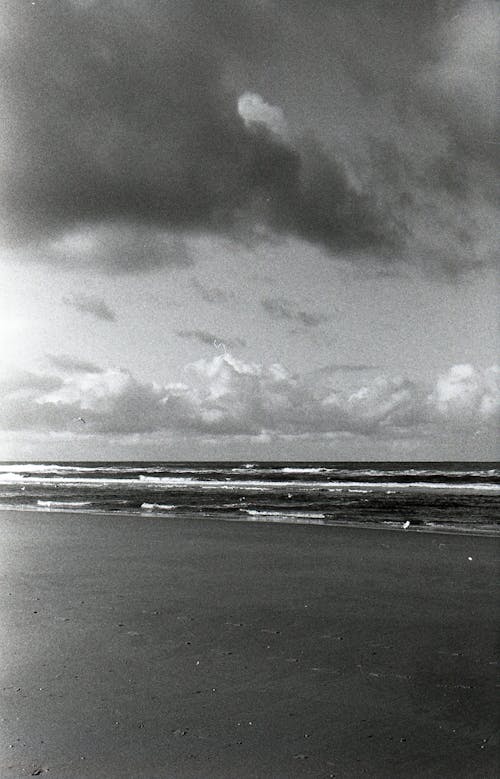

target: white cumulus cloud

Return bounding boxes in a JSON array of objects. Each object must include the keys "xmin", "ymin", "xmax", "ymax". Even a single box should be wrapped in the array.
[
  {"xmin": 430, "ymin": 364, "xmax": 500, "ymax": 425},
  {"xmin": 0, "ymin": 356, "xmax": 498, "ymax": 449}
]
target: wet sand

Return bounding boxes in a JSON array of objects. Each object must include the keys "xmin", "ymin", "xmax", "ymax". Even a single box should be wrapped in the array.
[{"xmin": 0, "ymin": 509, "xmax": 498, "ymax": 778}]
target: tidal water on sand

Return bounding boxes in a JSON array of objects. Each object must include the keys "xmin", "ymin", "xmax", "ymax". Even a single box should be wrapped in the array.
[{"xmin": 0, "ymin": 461, "xmax": 499, "ymax": 533}]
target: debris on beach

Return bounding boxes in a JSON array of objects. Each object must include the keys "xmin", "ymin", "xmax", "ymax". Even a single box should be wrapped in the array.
[{"xmin": 403, "ymin": 521, "xmax": 410, "ymax": 530}]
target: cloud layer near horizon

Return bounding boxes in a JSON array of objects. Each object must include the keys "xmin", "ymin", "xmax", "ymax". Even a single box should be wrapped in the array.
[
  {"xmin": 1, "ymin": 355, "xmax": 497, "ymax": 450},
  {"xmin": 1, "ymin": 0, "xmax": 497, "ymax": 275}
]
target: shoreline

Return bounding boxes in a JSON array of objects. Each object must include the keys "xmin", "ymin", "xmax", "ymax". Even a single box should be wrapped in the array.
[
  {"xmin": 1, "ymin": 509, "xmax": 498, "ymax": 778},
  {"xmin": 0, "ymin": 503, "xmax": 499, "ymax": 537}
]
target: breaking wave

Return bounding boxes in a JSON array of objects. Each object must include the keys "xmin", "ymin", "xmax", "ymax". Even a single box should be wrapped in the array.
[
  {"xmin": 37, "ymin": 500, "xmax": 92, "ymax": 507},
  {"xmin": 141, "ymin": 503, "xmax": 176, "ymax": 511}
]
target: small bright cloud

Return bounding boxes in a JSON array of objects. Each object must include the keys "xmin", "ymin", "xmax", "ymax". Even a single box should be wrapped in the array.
[
  {"xmin": 430, "ymin": 364, "xmax": 500, "ymax": 423},
  {"xmin": 238, "ymin": 92, "xmax": 289, "ymax": 140}
]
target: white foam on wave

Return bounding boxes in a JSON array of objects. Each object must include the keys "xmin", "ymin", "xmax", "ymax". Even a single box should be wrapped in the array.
[
  {"xmin": 242, "ymin": 509, "xmax": 326, "ymax": 519},
  {"xmin": 37, "ymin": 500, "xmax": 92, "ymax": 507},
  {"xmin": 237, "ymin": 509, "xmax": 329, "ymax": 526},
  {"xmin": 1, "ymin": 472, "xmax": 498, "ymax": 495},
  {"xmin": 281, "ymin": 467, "xmax": 329, "ymax": 473},
  {"xmin": 134, "ymin": 476, "xmax": 500, "ymax": 492},
  {"xmin": 141, "ymin": 502, "xmax": 176, "ymax": 510},
  {"xmin": 1, "ymin": 463, "xmax": 96, "ymax": 474},
  {"xmin": 2, "ymin": 462, "xmax": 497, "ymax": 481},
  {"xmin": 327, "ymin": 481, "xmax": 500, "ymax": 493},
  {"xmin": 231, "ymin": 467, "xmax": 263, "ymax": 474},
  {"xmin": 139, "ymin": 474, "xmax": 195, "ymax": 483}
]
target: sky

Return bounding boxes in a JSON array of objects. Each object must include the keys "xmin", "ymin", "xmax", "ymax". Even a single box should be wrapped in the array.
[{"xmin": 0, "ymin": 0, "xmax": 498, "ymax": 461}]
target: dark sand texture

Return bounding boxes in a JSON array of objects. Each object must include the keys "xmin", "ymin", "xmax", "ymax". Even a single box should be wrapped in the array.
[{"xmin": 0, "ymin": 510, "xmax": 498, "ymax": 778}]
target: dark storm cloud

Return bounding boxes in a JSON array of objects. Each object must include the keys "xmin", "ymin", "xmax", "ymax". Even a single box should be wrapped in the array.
[
  {"xmin": 278, "ymin": 0, "xmax": 499, "ymax": 274},
  {"xmin": 176, "ymin": 329, "xmax": 246, "ymax": 349},
  {"xmin": 412, "ymin": 1, "xmax": 498, "ymax": 163},
  {"xmin": 47, "ymin": 354, "xmax": 103, "ymax": 374},
  {"xmin": 0, "ymin": 0, "xmax": 399, "ymax": 271},
  {"xmin": 307, "ymin": 0, "xmax": 497, "ymax": 163},
  {"xmin": 1, "ymin": 0, "xmax": 496, "ymax": 274},
  {"xmin": 62, "ymin": 293, "xmax": 116, "ymax": 322},
  {"xmin": 262, "ymin": 297, "xmax": 329, "ymax": 328}
]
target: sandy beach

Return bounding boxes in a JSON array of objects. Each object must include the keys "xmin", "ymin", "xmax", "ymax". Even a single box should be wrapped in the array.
[{"xmin": 0, "ymin": 509, "xmax": 498, "ymax": 778}]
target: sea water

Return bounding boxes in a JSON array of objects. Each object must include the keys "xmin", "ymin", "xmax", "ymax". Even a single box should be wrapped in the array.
[{"xmin": 0, "ymin": 461, "xmax": 499, "ymax": 533}]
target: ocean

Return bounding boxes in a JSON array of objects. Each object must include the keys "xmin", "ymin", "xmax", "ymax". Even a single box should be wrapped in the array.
[{"xmin": 0, "ymin": 461, "xmax": 498, "ymax": 533}]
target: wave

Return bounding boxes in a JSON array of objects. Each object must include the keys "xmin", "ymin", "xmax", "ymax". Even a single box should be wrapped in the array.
[
  {"xmin": 0, "ymin": 473, "xmax": 498, "ymax": 494},
  {"xmin": 280, "ymin": 467, "xmax": 329, "ymax": 474},
  {"xmin": 37, "ymin": 500, "xmax": 92, "ymax": 507},
  {"xmin": 280, "ymin": 466, "xmax": 499, "ymax": 480},
  {"xmin": 0, "ymin": 463, "xmax": 226, "ymax": 476},
  {"xmin": 133, "ymin": 476, "xmax": 500, "ymax": 492},
  {"xmin": 1, "ymin": 463, "xmax": 104, "ymax": 474},
  {"xmin": 139, "ymin": 474, "xmax": 195, "ymax": 483},
  {"xmin": 238, "ymin": 509, "xmax": 328, "ymax": 526},
  {"xmin": 328, "ymin": 481, "xmax": 500, "ymax": 492},
  {"xmin": 3, "ymin": 462, "xmax": 497, "ymax": 479},
  {"xmin": 242, "ymin": 509, "xmax": 326, "ymax": 518},
  {"xmin": 141, "ymin": 503, "xmax": 176, "ymax": 510}
]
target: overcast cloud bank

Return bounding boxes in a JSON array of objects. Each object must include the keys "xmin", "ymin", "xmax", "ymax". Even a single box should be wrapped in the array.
[
  {"xmin": 1, "ymin": 356, "xmax": 497, "ymax": 457},
  {"xmin": 1, "ymin": 0, "xmax": 497, "ymax": 276}
]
